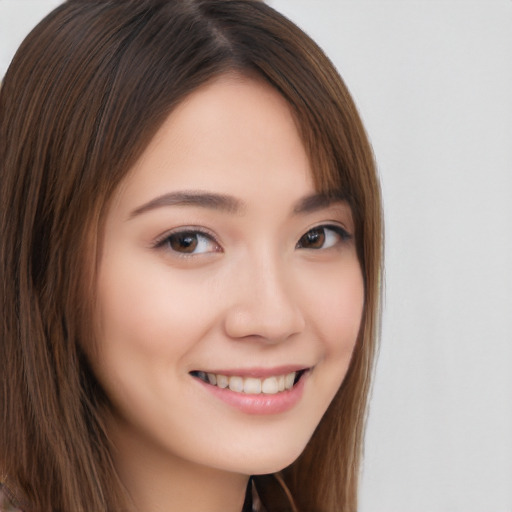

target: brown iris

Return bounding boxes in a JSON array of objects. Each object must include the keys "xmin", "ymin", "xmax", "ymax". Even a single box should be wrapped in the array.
[
  {"xmin": 168, "ymin": 232, "xmax": 199, "ymax": 253},
  {"xmin": 298, "ymin": 227, "xmax": 325, "ymax": 249}
]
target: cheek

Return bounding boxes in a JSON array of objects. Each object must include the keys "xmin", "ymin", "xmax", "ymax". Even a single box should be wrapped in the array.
[
  {"xmin": 96, "ymin": 253, "xmax": 215, "ymax": 354},
  {"xmin": 305, "ymin": 260, "xmax": 365, "ymax": 356},
  {"xmin": 91, "ymin": 258, "xmax": 219, "ymax": 413},
  {"xmin": 92, "ymin": 258, "xmax": 221, "ymax": 421},
  {"xmin": 302, "ymin": 263, "xmax": 365, "ymax": 428}
]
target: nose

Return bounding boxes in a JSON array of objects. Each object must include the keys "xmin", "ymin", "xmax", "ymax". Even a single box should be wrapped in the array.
[{"xmin": 223, "ymin": 254, "xmax": 306, "ymax": 343}]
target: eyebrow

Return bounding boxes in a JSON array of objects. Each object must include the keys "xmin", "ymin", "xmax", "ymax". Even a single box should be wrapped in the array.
[
  {"xmin": 293, "ymin": 192, "xmax": 347, "ymax": 214},
  {"xmin": 128, "ymin": 190, "xmax": 347, "ymax": 219},
  {"xmin": 129, "ymin": 191, "xmax": 244, "ymax": 218}
]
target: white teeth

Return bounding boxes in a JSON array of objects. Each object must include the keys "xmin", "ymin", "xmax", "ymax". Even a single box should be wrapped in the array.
[
  {"xmin": 244, "ymin": 377, "xmax": 262, "ymax": 394},
  {"xmin": 277, "ymin": 375, "xmax": 285, "ymax": 392},
  {"xmin": 285, "ymin": 372, "xmax": 296, "ymax": 390},
  {"xmin": 199, "ymin": 371, "xmax": 302, "ymax": 394},
  {"xmin": 261, "ymin": 376, "xmax": 278, "ymax": 394},
  {"xmin": 216, "ymin": 374, "xmax": 229, "ymax": 389},
  {"xmin": 228, "ymin": 376, "xmax": 244, "ymax": 392}
]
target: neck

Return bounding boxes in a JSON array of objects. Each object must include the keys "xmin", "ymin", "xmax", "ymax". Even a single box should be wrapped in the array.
[{"xmin": 109, "ymin": 419, "xmax": 249, "ymax": 512}]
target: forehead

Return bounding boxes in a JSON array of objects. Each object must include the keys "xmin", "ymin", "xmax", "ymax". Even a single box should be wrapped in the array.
[{"xmin": 115, "ymin": 74, "xmax": 316, "ymax": 213}]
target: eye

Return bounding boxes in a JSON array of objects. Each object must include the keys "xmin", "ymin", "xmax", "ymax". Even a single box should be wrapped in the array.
[
  {"xmin": 296, "ymin": 225, "xmax": 351, "ymax": 250},
  {"xmin": 156, "ymin": 230, "xmax": 221, "ymax": 255}
]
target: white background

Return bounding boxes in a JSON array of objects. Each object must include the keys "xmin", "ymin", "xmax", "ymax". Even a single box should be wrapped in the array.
[{"xmin": 1, "ymin": 1, "xmax": 511, "ymax": 511}]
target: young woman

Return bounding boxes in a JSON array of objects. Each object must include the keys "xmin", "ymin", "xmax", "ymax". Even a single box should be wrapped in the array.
[{"xmin": 0, "ymin": 1, "xmax": 382, "ymax": 511}]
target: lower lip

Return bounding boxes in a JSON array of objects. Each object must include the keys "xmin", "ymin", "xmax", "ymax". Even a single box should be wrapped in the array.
[{"xmin": 195, "ymin": 373, "xmax": 307, "ymax": 415}]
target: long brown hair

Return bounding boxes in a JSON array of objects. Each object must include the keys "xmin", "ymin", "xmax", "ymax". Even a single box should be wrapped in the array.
[{"xmin": 0, "ymin": 1, "xmax": 382, "ymax": 511}]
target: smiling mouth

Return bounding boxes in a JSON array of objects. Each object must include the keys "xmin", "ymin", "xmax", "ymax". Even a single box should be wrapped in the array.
[{"xmin": 190, "ymin": 370, "xmax": 307, "ymax": 395}]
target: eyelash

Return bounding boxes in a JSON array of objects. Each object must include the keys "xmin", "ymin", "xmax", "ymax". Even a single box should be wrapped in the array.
[
  {"xmin": 153, "ymin": 224, "xmax": 352, "ymax": 256},
  {"xmin": 295, "ymin": 224, "xmax": 352, "ymax": 250},
  {"xmin": 153, "ymin": 227, "xmax": 221, "ymax": 256}
]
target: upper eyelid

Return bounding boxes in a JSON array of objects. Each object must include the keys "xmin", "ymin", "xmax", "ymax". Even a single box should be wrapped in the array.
[
  {"xmin": 152, "ymin": 226, "xmax": 220, "ymax": 249},
  {"xmin": 304, "ymin": 222, "xmax": 352, "ymax": 237}
]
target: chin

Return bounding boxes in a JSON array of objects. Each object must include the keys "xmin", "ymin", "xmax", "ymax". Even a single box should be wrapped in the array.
[{"xmin": 217, "ymin": 437, "xmax": 310, "ymax": 476}]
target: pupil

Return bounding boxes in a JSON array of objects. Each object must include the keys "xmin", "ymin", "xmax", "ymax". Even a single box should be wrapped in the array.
[
  {"xmin": 170, "ymin": 233, "xmax": 198, "ymax": 253},
  {"xmin": 306, "ymin": 228, "xmax": 324, "ymax": 248}
]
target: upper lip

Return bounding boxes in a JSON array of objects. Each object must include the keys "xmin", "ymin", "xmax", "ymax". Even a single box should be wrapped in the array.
[{"xmin": 190, "ymin": 365, "xmax": 311, "ymax": 378}]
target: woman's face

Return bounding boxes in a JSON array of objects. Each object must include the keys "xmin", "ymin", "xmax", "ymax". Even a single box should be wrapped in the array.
[{"xmin": 94, "ymin": 75, "xmax": 364, "ymax": 476}]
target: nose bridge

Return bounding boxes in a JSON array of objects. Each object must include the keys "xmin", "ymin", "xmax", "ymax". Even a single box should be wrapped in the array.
[{"xmin": 223, "ymin": 246, "xmax": 305, "ymax": 342}]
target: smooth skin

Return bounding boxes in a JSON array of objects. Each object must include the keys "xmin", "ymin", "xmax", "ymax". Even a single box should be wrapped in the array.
[{"xmin": 92, "ymin": 74, "xmax": 364, "ymax": 512}]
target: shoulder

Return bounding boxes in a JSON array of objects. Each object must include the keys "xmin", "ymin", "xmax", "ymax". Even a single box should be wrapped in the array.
[{"xmin": 0, "ymin": 483, "xmax": 24, "ymax": 512}]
